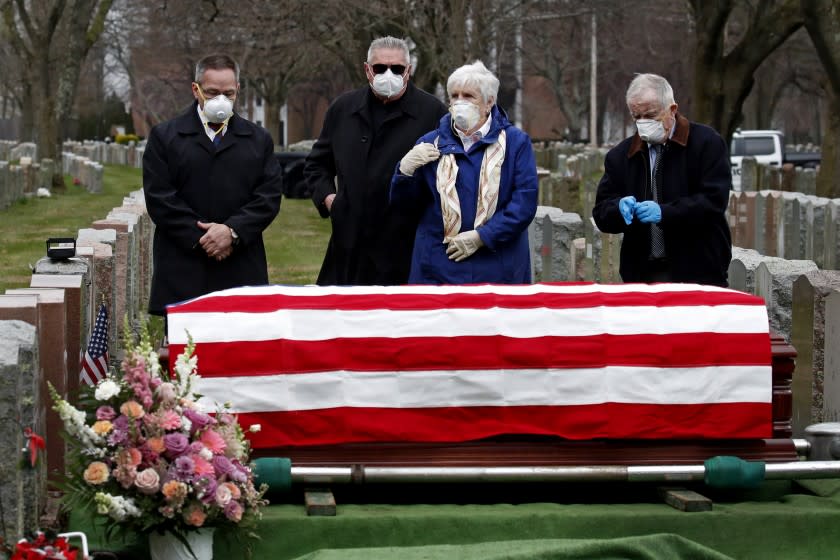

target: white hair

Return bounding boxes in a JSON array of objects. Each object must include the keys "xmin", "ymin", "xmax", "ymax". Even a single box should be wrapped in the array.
[
  {"xmin": 446, "ymin": 61, "xmax": 499, "ymax": 104},
  {"xmin": 367, "ymin": 36, "xmax": 410, "ymax": 65},
  {"xmin": 625, "ymin": 73, "xmax": 675, "ymax": 109}
]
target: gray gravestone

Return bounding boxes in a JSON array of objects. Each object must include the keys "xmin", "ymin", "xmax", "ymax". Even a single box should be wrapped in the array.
[
  {"xmin": 791, "ymin": 271, "xmax": 840, "ymax": 436},
  {"xmin": 755, "ymin": 258, "xmax": 818, "ymax": 341}
]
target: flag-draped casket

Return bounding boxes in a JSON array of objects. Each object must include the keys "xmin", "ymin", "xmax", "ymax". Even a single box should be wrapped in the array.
[{"xmin": 166, "ymin": 283, "xmax": 773, "ymax": 450}]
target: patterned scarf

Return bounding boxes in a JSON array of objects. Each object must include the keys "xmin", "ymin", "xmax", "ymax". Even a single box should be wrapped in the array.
[{"xmin": 435, "ymin": 128, "xmax": 506, "ymax": 242}]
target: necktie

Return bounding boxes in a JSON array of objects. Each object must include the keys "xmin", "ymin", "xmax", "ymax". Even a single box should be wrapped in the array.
[
  {"xmin": 650, "ymin": 145, "xmax": 666, "ymax": 259},
  {"xmin": 208, "ymin": 122, "xmax": 223, "ymax": 146}
]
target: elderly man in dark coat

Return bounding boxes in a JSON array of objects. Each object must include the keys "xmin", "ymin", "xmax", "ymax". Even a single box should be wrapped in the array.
[
  {"xmin": 143, "ymin": 53, "xmax": 282, "ymax": 316},
  {"xmin": 305, "ymin": 36, "xmax": 447, "ymax": 285},
  {"xmin": 592, "ymin": 73, "xmax": 731, "ymax": 286}
]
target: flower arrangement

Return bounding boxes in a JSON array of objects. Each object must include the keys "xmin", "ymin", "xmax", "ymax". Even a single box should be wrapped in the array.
[{"xmin": 49, "ymin": 325, "xmax": 267, "ymax": 549}]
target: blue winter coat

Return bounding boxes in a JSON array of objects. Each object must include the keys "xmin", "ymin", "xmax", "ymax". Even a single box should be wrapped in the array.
[{"xmin": 389, "ymin": 106, "xmax": 538, "ymax": 284}]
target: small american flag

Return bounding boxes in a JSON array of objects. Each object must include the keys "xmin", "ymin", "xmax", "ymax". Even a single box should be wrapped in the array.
[{"xmin": 81, "ymin": 303, "xmax": 109, "ymax": 386}]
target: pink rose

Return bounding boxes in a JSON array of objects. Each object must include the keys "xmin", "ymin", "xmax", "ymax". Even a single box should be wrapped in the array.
[
  {"xmin": 215, "ymin": 484, "xmax": 232, "ymax": 506},
  {"xmin": 96, "ymin": 406, "xmax": 116, "ymax": 420},
  {"xmin": 134, "ymin": 468, "xmax": 160, "ymax": 495}
]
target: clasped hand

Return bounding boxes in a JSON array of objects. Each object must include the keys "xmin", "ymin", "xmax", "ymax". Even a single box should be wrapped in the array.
[
  {"xmin": 446, "ymin": 230, "xmax": 483, "ymax": 262},
  {"xmin": 618, "ymin": 196, "xmax": 661, "ymax": 225},
  {"xmin": 197, "ymin": 221, "xmax": 234, "ymax": 261}
]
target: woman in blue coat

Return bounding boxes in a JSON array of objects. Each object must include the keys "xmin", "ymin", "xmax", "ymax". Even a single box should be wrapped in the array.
[{"xmin": 390, "ymin": 61, "xmax": 538, "ymax": 284}]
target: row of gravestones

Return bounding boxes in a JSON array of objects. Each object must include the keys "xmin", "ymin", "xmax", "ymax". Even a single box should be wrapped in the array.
[
  {"xmin": 62, "ymin": 153, "xmax": 105, "ymax": 193},
  {"xmin": 738, "ymin": 156, "xmax": 818, "ymax": 195},
  {"xmin": 63, "ymin": 140, "xmax": 145, "ymax": 169},
  {"xmin": 728, "ymin": 248, "xmax": 840, "ymax": 437},
  {"xmin": 0, "ymin": 139, "xmax": 105, "ymax": 206},
  {"xmin": 729, "ymin": 190, "xmax": 840, "ymax": 270},
  {"xmin": 0, "ymin": 190, "xmax": 152, "ymax": 542},
  {"xmin": 0, "ymin": 158, "xmax": 55, "ymax": 209}
]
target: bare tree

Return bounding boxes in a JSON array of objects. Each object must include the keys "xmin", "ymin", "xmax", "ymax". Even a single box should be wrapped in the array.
[
  {"xmin": 1, "ymin": 0, "xmax": 113, "ymax": 189},
  {"xmin": 688, "ymin": 0, "xmax": 803, "ymax": 145},
  {"xmin": 801, "ymin": 0, "xmax": 840, "ymax": 198}
]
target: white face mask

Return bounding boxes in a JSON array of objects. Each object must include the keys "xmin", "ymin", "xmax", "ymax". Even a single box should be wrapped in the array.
[
  {"xmin": 203, "ymin": 95, "xmax": 234, "ymax": 123},
  {"xmin": 450, "ymin": 100, "xmax": 482, "ymax": 132},
  {"xmin": 371, "ymin": 70, "xmax": 405, "ymax": 99},
  {"xmin": 635, "ymin": 118, "xmax": 666, "ymax": 144}
]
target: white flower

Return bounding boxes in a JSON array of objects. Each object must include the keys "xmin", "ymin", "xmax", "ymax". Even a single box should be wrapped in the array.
[
  {"xmin": 94, "ymin": 379, "xmax": 120, "ymax": 401},
  {"xmin": 249, "ymin": 424, "xmax": 262, "ymax": 433},
  {"xmin": 199, "ymin": 447, "xmax": 213, "ymax": 461},
  {"xmin": 54, "ymin": 398, "xmax": 104, "ymax": 448},
  {"xmin": 94, "ymin": 492, "xmax": 141, "ymax": 521}
]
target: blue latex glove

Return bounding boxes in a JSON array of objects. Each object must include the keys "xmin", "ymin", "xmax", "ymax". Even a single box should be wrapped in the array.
[
  {"xmin": 619, "ymin": 196, "xmax": 636, "ymax": 225},
  {"xmin": 635, "ymin": 200, "xmax": 662, "ymax": 223}
]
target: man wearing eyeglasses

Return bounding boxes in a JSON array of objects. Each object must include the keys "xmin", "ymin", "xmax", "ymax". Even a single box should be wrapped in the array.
[
  {"xmin": 143, "ymin": 53, "xmax": 283, "ymax": 318},
  {"xmin": 305, "ymin": 36, "xmax": 447, "ymax": 285}
]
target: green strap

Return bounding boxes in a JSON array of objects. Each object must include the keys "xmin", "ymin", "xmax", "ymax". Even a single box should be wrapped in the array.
[
  {"xmin": 704, "ymin": 455, "xmax": 766, "ymax": 488},
  {"xmin": 254, "ymin": 457, "xmax": 292, "ymax": 494}
]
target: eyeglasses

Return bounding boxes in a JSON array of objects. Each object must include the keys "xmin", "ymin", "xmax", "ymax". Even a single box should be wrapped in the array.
[
  {"xmin": 370, "ymin": 64, "xmax": 407, "ymax": 75},
  {"xmin": 196, "ymin": 84, "xmax": 236, "ymax": 98}
]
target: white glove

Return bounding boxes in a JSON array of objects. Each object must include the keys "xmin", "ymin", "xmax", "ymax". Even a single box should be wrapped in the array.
[
  {"xmin": 399, "ymin": 143, "xmax": 440, "ymax": 176},
  {"xmin": 446, "ymin": 230, "xmax": 484, "ymax": 262}
]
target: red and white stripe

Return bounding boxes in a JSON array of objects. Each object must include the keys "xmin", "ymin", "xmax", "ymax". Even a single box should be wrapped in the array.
[{"xmin": 167, "ymin": 283, "xmax": 772, "ymax": 448}]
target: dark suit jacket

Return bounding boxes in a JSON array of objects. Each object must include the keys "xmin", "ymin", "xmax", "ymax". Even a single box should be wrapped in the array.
[
  {"xmin": 143, "ymin": 103, "xmax": 282, "ymax": 314},
  {"xmin": 304, "ymin": 83, "xmax": 447, "ymax": 285},
  {"xmin": 592, "ymin": 113, "xmax": 732, "ymax": 286}
]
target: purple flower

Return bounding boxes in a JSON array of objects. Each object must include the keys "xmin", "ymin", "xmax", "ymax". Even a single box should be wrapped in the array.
[
  {"xmin": 108, "ymin": 415, "xmax": 130, "ymax": 446},
  {"xmin": 212, "ymin": 455, "xmax": 235, "ymax": 478},
  {"xmin": 183, "ymin": 408, "xmax": 214, "ymax": 433},
  {"xmin": 96, "ymin": 406, "xmax": 116, "ymax": 421},
  {"xmin": 174, "ymin": 455, "xmax": 195, "ymax": 477},
  {"xmin": 229, "ymin": 460, "xmax": 248, "ymax": 483},
  {"xmin": 189, "ymin": 442, "xmax": 204, "ymax": 454},
  {"xmin": 163, "ymin": 432, "xmax": 189, "ymax": 457},
  {"xmin": 224, "ymin": 500, "xmax": 243, "ymax": 522},
  {"xmin": 195, "ymin": 475, "xmax": 218, "ymax": 503}
]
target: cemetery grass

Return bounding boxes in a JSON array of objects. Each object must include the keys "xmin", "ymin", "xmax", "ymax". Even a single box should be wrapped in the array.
[{"xmin": 0, "ymin": 165, "xmax": 330, "ymax": 294}]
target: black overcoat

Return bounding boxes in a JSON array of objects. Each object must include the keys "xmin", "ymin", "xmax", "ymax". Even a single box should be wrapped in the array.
[
  {"xmin": 143, "ymin": 103, "xmax": 282, "ymax": 315},
  {"xmin": 305, "ymin": 83, "xmax": 447, "ymax": 285},
  {"xmin": 592, "ymin": 113, "xmax": 732, "ymax": 286}
]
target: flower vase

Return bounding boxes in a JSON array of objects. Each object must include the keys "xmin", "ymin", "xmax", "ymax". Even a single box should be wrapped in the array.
[{"xmin": 149, "ymin": 528, "xmax": 214, "ymax": 560}]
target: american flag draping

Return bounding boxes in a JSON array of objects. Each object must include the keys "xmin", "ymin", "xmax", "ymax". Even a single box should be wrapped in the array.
[{"xmin": 166, "ymin": 283, "xmax": 773, "ymax": 449}]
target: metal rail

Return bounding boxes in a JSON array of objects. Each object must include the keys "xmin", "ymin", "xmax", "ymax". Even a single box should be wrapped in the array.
[{"xmin": 290, "ymin": 459, "xmax": 840, "ymax": 485}]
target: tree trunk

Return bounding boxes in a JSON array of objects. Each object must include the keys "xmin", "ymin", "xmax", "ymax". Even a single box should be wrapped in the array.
[
  {"xmin": 689, "ymin": 0, "xmax": 802, "ymax": 144},
  {"xmin": 801, "ymin": 0, "xmax": 840, "ymax": 198},
  {"xmin": 263, "ymin": 98, "xmax": 282, "ymax": 148},
  {"xmin": 815, "ymin": 92, "xmax": 839, "ymax": 198}
]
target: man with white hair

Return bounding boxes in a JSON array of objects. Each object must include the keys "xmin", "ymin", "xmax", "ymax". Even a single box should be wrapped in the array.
[
  {"xmin": 592, "ymin": 73, "xmax": 732, "ymax": 286},
  {"xmin": 305, "ymin": 36, "xmax": 447, "ymax": 285},
  {"xmin": 390, "ymin": 60, "xmax": 538, "ymax": 284}
]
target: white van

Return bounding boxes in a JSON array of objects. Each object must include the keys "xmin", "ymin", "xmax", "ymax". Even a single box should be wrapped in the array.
[{"xmin": 729, "ymin": 130, "xmax": 783, "ymax": 191}]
